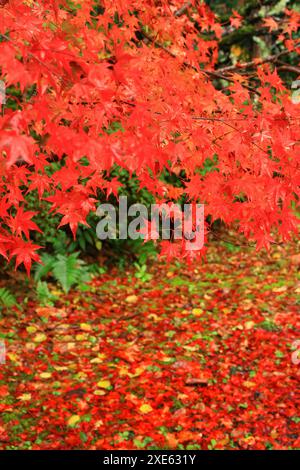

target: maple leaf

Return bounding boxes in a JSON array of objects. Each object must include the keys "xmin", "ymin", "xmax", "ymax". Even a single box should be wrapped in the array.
[
  {"xmin": 8, "ymin": 207, "xmax": 42, "ymax": 239},
  {"xmin": 28, "ymin": 173, "xmax": 51, "ymax": 198},
  {"xmin": 185, "ymin": 174, "xmax": 203, "ymax": 201},
  {"xmin": 263, "ymin": 17, "xmax": 278, "ymax": 32},
  {"xmin": 58, "ymin": 212, "xmax": 90, "ymax": 239},
  {"xmin": 0, "ymin": 234, "xmax": 10, "ymax": 259},
  {"xmin": 0, "ymin": 132, "xmax": 34, "ymax": 167},
  {"xmin": 103, "ymin": 177, "xmax": 122, "ymax": 198},
  {"xmin": 10, "ymin": 239, "xmax": 41, "ymax": 275},
  {"xmin": 230, "ymin": 11, "xmax": 243, "ymax": 29}
]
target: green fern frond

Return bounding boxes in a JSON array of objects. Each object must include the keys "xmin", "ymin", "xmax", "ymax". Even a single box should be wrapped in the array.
[
  {"xmin": 36, "ymin": 281, "xmax": 57, "ymax": 305},
  {"xmin": 52, "ymin": 253, "xmax": 90, "ymax": 293},
  {"xmin": 34, "ymin": 252, "xmax": 91, "ymax": 293},
  {"xmin": 0, "ymin": 287, "xmax": 19, "ymax": 308},
  {"xmin": 34, "ymin": 253, "xmax": 55, "ymax": 282}
]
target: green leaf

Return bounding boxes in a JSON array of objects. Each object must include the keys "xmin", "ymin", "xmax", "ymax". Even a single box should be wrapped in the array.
[{"xmin": 0, "ymin": 288, "xmax": 19, "ymax": 309}]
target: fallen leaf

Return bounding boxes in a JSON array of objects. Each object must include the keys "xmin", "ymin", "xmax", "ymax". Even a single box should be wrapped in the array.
[
  {"xmin": 96, "ymin": 380, "xmax": 111, "ymax": 390},
  {"xmin": 67, "ymin": 415, "xmax": 80, "ymax": 427},
  {"xmin": 139, "ymin": 404, "xmax": 153, "ymax": 414},
  {"xmin": 125, "ymin": 295, "xmax": 138, "ymax": 304}
]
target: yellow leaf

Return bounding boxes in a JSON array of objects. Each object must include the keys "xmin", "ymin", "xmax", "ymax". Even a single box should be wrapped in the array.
[
  {"xmin": 243, "ymin": 381, "xmax": 256, "ymax": 388},
  {"xmin": 67, "ymin": 415, "xmax": 80, "ymax": 427},
  {"xmin": 161, "ymin": 356, "xmax": 173, "ymax": 363},
  {"xmin": 131, "ymin": 366, "xmax": 145, "ymax": 378},
  {"xmin": 120, "ymin": 366, "xmax": 146, "ymax": 378},
  {"xmin": 222, "ymin": 308, "xmax": 231, "ymax": 315},
  {"xmin": 40, "ymin": 372, "xmax": 52, "ymax": 379},
  {"xmin": 244, "ymin": 321, "xmax": 255, "ymax": 330},
  {"xmin": 33, "ymin": 333, "xmax": 47, "ymax": 343},
  {"xmin": 26, "ymin": 326, "xmax": 37, "ymax": 334},
  {"xmin": 76, "ymin": 334, "xmax": 87, "ymax": 341},
  {"xmin": 192, "ymin": 308, "xmax": 203, "ymax": 316},
  {"xmin": 93, "ymin": 390, "xmax": 106, "ymax": 396},
  {"xmin": 96, "ymin": 380, "xmax": 111, "ymax": 390},
  {"xmin": 80, "ymin": 323, "xmax": 92, "ymax": 332},
  {"xmin": 90, "ymin": 353, "xmax": 106, "ymax": 364},
  {"xmin": 61, "ymin": 335, "xmax": 73, "ymax": 342},
  {"xmin": 272, "ymin": 286, "xmax": 287, "ymax": 293},
  {"xmin": 148, "ymin": 314, "xmax": 160, "ymax": 321},
  {"xmin": 7, "ymin": 353, "xmax": 19, "ymax": 362},
  {"xmin": 243, "ymin": 436, "xmax": 256, "ymax": 446},
  {"xmin": 90, "ymin": 358, "xmax": 102, "ymax": 364},
  {"xmin": 183, "ymin": 345, "xmax": 198, "ymax": 352},
  {"xmin": 18, "ymin": 393, "xmax": 31, "ymax": 401},
  {"xmin": 94, "ymin": 419, "xmax": 104, "ymax": 428},
  {"xmin": 119, "ymin": 367, "xmax": 129, "ymax": 377},
  {"xmin": 50, "ymin": 290, "xmax": 63, "ymax": 296},
  {"xmin": 75, "ymin": 372, "xmax": 87, "ymax": 379},
  {"xmin": 125, "ymin": 295, "xmax": 138, "ymax": 303},
  {"xmin": 139, "ymin": 404, "xmax": 153, "ymax": 414},
  {"xmin": 231, "ymin": 44, "xmax": 242, "ymax": 58}
]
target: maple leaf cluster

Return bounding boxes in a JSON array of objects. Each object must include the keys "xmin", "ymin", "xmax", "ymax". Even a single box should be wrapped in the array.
[{"xmin": 0, "ymin": 0, "xmax": 299, "ymax": 272}]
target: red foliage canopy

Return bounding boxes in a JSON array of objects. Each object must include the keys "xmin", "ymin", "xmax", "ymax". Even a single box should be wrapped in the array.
[{"xmin": 0, "ymin": 1, "xmax": 299, "ymax": 272}]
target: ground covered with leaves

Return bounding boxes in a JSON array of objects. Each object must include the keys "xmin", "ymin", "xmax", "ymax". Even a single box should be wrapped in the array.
[{"xmin": 0, "ymin": 240, "xmax": 300, "ymax": 450}]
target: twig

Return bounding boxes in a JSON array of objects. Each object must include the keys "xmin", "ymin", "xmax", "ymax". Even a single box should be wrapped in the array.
[
  {"xmin": 140, "ymin": 30, "xmax": 177, "ymax": 59},
  {"xmin": 277, "ymin": 65, "xmax": 300, "ymax": 75},
  {"xmin": 174, "ymin": 2, "xmax": 192, "ymax": 17},
  {"xmin": 217, "ymin": 50, "xmax": 291, "ymax": 74},
  {"xmin": 1, "ymin": 33, "xmax": 69, "ymax": 87},
  {"xmin": 140, "ymin": 30, "xmax": 260, "ymax": 95}
]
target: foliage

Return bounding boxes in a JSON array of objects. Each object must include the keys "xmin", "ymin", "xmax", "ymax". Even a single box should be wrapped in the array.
[
  {"xmin": 133, "ymin": 262, "xmax": 153, "ymax": 283},
  {"xmin": 34, "ymin": 252, "xmax": 91, "ymax": 293},
  {"xmin": 26, "ymin": 165, "xmax": 157, "ymax": 263},
  {"xmin": 0, "ymin": 1, "xmax": 299, "ymax": 273},
  {"xmin": 0, "ymin": 287, "xmax": 18, "ymax": 309},
  {"xmin": 35, "ymin": 280, "xmax": 57, "ymax": 306},
  {"xmin": 0, "ymin": 238, "xmax": 299, "ymax": 449}
]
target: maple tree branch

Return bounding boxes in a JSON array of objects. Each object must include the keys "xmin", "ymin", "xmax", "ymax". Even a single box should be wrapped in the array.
[
  {"xmin": 140, "ymin": 30, "xmax": 260, "ymax": 95},
  {"xmin": 277, "ymin": 65, "xmax": 300, "ymax": 75},
  {"xmin": 140, "ymin": 30, "xmax": 177, "ymax": 59},
  {"xmin": 171, "ymin": 5, "xmax": 300, "ymax": 82},
  {"xmin": 192, "ymin": 115, "xmax": 270, "ymax": 155},
  {"xmin": 1, "ymin": 32, "xmax": 74, "ymax": 90},
  {"xmin": 217, "ymin": 50, "xmax": 293, "ymax": 74},
  {"xmin": 174, "ymin": 2, "xmax": 192, "ymax": 18}
]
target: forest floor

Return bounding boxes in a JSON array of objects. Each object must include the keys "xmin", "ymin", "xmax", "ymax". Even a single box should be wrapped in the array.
[{"xmin": 0, "ymin": 238, "xmax": 300, "ymax": 450}]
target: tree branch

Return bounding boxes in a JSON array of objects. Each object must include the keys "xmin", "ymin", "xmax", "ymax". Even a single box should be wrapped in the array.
[
  {"xmin": 140, "ymin": 30, "xmax": 260, "ymax": 95},
  {"xmin": 217, "ymin": 50, "xmax": 292, "ymax": 74},
  {"xmin": 174, "ymin": 2, "xmax": 192, "ymax": 18},
  {"xmin": 277, "ymin": 65, "xmax": 300, "ymax": 75}
]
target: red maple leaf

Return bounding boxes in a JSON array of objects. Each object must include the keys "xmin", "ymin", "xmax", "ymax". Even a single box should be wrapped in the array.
[{"xmin": 10, "ymin": 239, "xmax": 41, "ymax": 275}]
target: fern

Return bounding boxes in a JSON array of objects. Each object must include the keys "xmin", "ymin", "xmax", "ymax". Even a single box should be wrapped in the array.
[
  {"xmin": 34, "ymin": 252, "xmax": 91, "ymax": 293},
  {"xmin": 36, "ymin": 281, "xmax": 57, "ymax": 305},
  {"xmin": 34, "ymin": 253, "xmax": 55, "ymax": 282},
  {"xmin": 52, "ymin": 253, "xmax": 80, "ymax": 293},
  {"xmin": 0, "ymin": 287, "xmax": 19, "ymax": 308}
]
